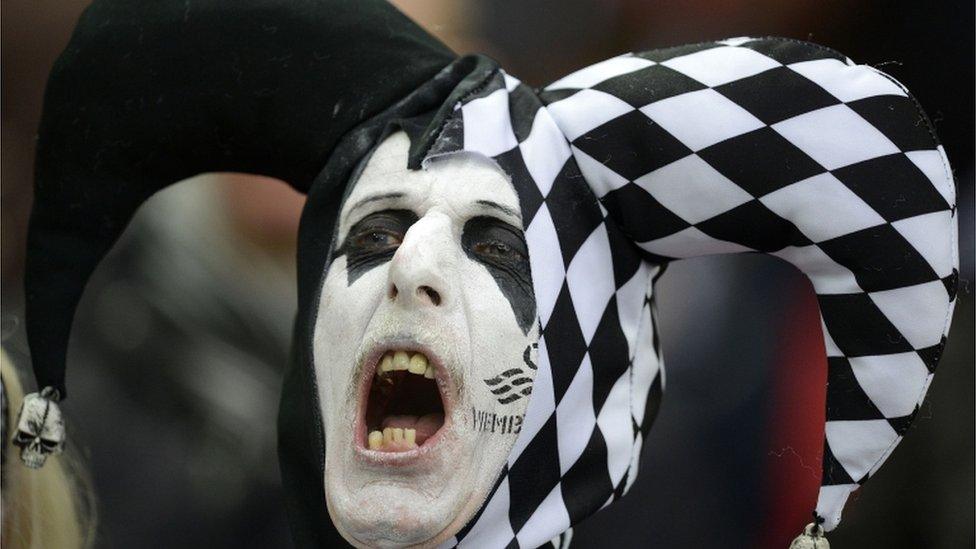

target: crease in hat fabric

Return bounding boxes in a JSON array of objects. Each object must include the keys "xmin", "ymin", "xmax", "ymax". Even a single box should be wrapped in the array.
[{"xmin": 419, "ymin": 37, "xmax": 957, "ymax": 547}]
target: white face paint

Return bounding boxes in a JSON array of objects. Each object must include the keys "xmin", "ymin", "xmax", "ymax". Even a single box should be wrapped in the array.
[{"xmin": 314, "ymin": 132, "xmax": 539, "ymax": 548}]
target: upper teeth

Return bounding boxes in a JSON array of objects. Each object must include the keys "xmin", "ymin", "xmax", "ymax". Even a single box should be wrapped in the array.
[{"xmin": 379, "ymin": 350, "xmax": 434, "ymax": 378}]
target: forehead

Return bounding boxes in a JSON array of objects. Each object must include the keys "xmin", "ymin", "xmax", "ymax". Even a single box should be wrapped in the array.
[{"xmin": 340, "ymin": 132, "xmax": 519, "ymax": 221}]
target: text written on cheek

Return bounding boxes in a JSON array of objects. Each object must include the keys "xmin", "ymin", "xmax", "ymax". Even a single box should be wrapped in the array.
[{"xmin": 472, "ymin": 407, "xmax": 523, "ymax": 435}]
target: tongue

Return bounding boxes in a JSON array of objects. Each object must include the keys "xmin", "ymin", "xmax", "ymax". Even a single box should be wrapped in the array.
[{"xmin": 381, "ymin": 413, "xmax": 444, "ymax": 443}]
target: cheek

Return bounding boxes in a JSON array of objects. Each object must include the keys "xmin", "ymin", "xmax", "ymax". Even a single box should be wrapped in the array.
[
  {"xmin": 458, "ymin": 248, "xmax": 535, "ymax": 336},
  {"xmin": 461, "ymin": 261, "xmax": 539, "ymax": 411},
  {"xmin": 317, "ymin": 259, "xmax": 386, "ymax": 337},
  {"xmin": 461, "ymin": 261, "xmax": 530, "ymax": 342},
  {"xmin": 313, "ymin": 258, "xmax": 389, "ymax": 407}
]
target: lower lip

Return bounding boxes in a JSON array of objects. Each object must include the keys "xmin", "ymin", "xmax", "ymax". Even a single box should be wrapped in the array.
[{"xmin": 352, "ymin": 346, "xmax": 453, "ymax": 466}]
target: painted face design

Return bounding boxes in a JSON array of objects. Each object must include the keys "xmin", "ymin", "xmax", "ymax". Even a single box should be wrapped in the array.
[{"xmin": 313, "ymin": 132, "xmax": 539, "ymax": 548}]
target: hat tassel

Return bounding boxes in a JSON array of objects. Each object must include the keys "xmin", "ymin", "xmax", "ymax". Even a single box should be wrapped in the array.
[
  {"xmin": 11, "ymin": 386, "xmax": 65, "ymax": 469},
  {"xmin": 789, "ymin": 516, "xmax": 830, "ymax": 549}
]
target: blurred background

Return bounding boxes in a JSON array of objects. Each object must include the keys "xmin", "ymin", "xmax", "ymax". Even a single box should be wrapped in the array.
[{"xmin": 2, "ymin": 1, "xmax": 972, "ymax": 547}]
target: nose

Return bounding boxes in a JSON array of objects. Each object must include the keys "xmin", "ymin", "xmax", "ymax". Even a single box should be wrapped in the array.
[{"xmin": 387, "ymin": 212, "xmax": 455, "ymax": 309}]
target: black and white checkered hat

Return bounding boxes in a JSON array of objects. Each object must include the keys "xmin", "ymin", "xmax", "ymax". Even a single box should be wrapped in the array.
[{"xmin": 422, "ymin": 37, "xmax": 957, "ymax": 547}]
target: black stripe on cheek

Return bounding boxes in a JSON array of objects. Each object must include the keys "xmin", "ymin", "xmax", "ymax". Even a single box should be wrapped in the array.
[
  {"xmin": 461, "ymin": 217, "xmax": 537, "ymax": 335},
  {"xmin": 335, "ymin": 246, "xmax": 396, "ymax": 286}
]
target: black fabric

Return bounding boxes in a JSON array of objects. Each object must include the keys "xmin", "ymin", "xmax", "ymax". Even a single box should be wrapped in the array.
[{"xmin": 25, "ymin": 0, "xmax": 456, "ymax": 398}]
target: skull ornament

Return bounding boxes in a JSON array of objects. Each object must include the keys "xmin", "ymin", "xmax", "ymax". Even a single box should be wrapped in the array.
[
  {"xmin": 12, "ymin": 389, "xmax": 65, "ymax": 469},
  {"xmin": 789, "ymin": 523, "xmax": 830, "ymax": 549}
]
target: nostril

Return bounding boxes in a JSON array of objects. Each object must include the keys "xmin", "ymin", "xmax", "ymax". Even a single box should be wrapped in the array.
[
  {"xmin": 418, "ymin": 285, "xmax": 441, "ymax": 306},
  {"xmin": 388, "ymin": 284, "xmax": 399, "ymax": 301}
]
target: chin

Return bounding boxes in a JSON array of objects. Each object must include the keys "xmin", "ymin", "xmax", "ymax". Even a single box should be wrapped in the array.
[{"xmin": 323, "ymin": 339, "xmax": 507, "ymax": 548}]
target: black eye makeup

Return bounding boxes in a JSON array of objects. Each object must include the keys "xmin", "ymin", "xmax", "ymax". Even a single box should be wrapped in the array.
[
  {"xmin": 336, "ymin": 209, "xmax": 418, "ymax": 285},
  {"xmin": 462, "ymin": 216, "xmax": 536, "ymax": 335}
]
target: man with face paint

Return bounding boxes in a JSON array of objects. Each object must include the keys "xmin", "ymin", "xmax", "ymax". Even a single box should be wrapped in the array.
[
  {"xmin": 316, "ymin": 133, "xmax": 539, "ymax": 546},
  {"xmin": 18, "ymin": 1, "xmax": 958, "ymax": 547}
]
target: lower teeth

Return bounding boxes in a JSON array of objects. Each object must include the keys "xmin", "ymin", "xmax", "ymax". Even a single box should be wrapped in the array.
[
  {"xmin": 368, "ymin": 427, "xmax": 417, "ymax": 451},
  {"xmin": 366, "ymin": 412, "xmax": 445, "ymax": 452}
]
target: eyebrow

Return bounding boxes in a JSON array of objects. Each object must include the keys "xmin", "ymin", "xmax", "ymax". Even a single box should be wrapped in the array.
[
  {"xmin": 346, "ymin": 194, "xmax": 520, "ymax": 224},
  {"xmin": 476, "ymin": 199, "xmax": 519, "ymax": 220},
  {"xmin": 346, "ymin": 192, "xmax": 405, "ymax": 217}
]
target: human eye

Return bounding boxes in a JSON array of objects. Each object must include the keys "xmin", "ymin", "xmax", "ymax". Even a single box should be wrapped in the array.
[
  {"xmin": 463, "ymin": 217, "xmax": 528, "ymax": 265},
  {"xmin": 347, "ymin": 210, "xmax": 414, "ymax": 253},
  {"xmin": 472, "ymin": 239, "xmax": 520, "ymax": 259},
  {"xmin": 352, "ymin": 227, "xmax": 402, "ymax": 251}
]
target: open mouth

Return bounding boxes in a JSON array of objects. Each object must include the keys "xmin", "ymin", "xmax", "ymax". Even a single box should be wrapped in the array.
[{"xmin": 361, "ymin": 350, "xmax": 447, "ymax": 453}]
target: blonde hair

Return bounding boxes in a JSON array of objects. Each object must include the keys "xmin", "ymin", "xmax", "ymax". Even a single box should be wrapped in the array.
[{"xmin": 1, "ymin": 350, "xmax": 95, "ymax": 548}]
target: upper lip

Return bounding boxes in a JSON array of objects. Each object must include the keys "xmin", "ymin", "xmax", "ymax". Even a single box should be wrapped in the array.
[{"xmin": 352, "ymin": 339, "xmax": 456, "ymax": 466}]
